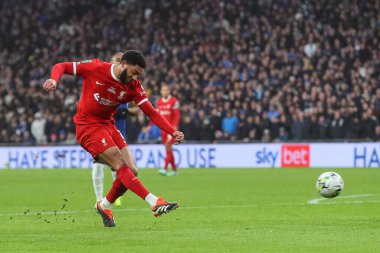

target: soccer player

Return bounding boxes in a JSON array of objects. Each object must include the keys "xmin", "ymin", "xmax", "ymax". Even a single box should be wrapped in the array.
[
  {"xmin": 92, "ymin": 52, "xmax": 138, "ymax": 207},
  {"xmin": 156, "ymin": 84, "xmax": 180, "ymax": 176},
  {"xmin": 42, "ymin": 50, "xmax": 184, "ymax": 227}
]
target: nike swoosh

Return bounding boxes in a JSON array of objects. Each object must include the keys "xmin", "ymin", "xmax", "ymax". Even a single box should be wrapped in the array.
[{"xmin": 96, "ymin": 81, "xmax": 105, "ymax": 86}]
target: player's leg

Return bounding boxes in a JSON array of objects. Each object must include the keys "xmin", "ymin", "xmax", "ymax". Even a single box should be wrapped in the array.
[
  {"xmin": 160, "ymin": 131, "xmax": 170, "ymax": 175},
  {"xmin": 109, "ymin": 168, "xmax": 122, "ymax": 206},
  {"xmin": 166, "ymin": 142, "xmax": 177, "ymax": 176},
  {"xmin": 92, "ymin": 161, "xmax": 108, "ymax": 202},
  {"xmin": 111, "ymin": 147, "xmax": 136, "ymax": 206},
  {"xmin": 98, "ymin": 147, "xmax": 178, "ymax": 210},
  {"xmin": 120, "ymin": 146, "xmax": 138, "ymax": 175},
  {"xmin": 97, "ymin": 127, "xmax": 178, "ymax": 220},
  {"xmin": 76, "ymin": 126, "xmax": 119, "ymax": 227}
]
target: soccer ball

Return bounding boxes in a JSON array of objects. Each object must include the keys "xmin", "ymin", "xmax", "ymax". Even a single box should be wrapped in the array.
[{"xmin": 316, "ymin": 172, "xmax": 344, "ymax": 198}]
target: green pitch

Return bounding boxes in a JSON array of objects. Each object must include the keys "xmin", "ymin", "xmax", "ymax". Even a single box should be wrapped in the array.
[{"xmin": 0, "ymin": 168, "xmax": 380, "ymax": 253}]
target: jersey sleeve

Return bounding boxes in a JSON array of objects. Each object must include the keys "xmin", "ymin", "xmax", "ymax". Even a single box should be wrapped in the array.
[
  {"xmin": 131, "ymin": 81, "xmax": 149, "ymax": 106},
  {"xmin": 72, "ymin": 59, "xmax": 101, "ymax": 78},
  {"xmin": 172, "ymin": 98, "xmax": 180, "ymax": 110},
  {"xmin": 171, "ymin": 98, "xmax": 181, "ymax": 127}
]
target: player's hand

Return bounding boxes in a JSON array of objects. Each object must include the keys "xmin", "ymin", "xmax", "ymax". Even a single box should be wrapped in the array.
[
  {"xmin": 42, "ymin": 79, "xmax": 57, "ymax": 91},
  {"xmin": 172, "ymin": 130, "xmax": 184, "ymax": 144}
]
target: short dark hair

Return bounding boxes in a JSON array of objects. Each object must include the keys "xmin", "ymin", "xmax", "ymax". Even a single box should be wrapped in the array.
[{"xmin": 121, "ymin": 50, "xmax": 146, "ymax": 68}]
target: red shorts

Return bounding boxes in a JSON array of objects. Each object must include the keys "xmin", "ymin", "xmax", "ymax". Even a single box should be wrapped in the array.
[
  {"xmin": 161, "ymin": 131, "xmax": 174, "ymax": 144},
  {"xmin": 76, "ymin": 124, "xmax": 128, "ymax": 158}
]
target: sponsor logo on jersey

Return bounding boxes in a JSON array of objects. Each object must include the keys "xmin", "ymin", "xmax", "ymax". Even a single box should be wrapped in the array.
[
  {"xmin": 93, "ymin": 93, "xmax": 118, "ymax": 107},
  {"xmin": 160, "ymin": 110, "xmax": 171, "ymax": 116}
]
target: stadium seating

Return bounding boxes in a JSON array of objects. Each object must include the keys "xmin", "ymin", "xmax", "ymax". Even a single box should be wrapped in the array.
[{"xmin": 0, "ymin": 0, "xmax": 379, "ymax": 144}]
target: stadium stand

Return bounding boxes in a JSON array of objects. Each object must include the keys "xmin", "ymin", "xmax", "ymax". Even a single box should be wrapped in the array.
[{"xmin": 0, "ymin": 0, "xmax": 379, "ymax": 144}]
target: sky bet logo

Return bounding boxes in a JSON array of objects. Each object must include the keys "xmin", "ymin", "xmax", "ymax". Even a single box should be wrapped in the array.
[
  {"xmin": 281, "ymin": 144, "xmax": 310, "ymax": 168},
  {"xmin": 255, "ymin": 148, "xmax": 279, "ymax": 167}
]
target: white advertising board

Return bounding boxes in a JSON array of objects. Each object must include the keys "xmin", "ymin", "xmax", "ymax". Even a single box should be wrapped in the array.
[{"xmin": 0, "ymin": 143, "xmax": 378, "ymax": 169}]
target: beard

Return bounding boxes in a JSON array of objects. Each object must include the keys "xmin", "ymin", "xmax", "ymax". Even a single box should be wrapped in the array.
[{"xmin": 119, "ymin": 68, "xmax": 133, "ymax": 85}]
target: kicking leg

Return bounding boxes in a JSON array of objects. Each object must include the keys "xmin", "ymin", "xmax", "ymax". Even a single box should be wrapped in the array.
[
  {"xmin": 98, "ymin": 146, "xmax": 178, "ymax": 217},
  {"xmin": 111, "ymin": 146, "xmax": 137, "ymax": 206}
]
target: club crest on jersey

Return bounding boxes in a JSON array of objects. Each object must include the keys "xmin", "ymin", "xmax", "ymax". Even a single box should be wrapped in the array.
[
  {"xmin": 101, "ymin": 138, "xmax": 107, "ymax": 146},
  {"xmin": 107, "ymin": 87, "xmax": 116, "ymax": 94},
  {"xmin": 118, "ymin": 91, "xmax": 126, "ymax": 100}
]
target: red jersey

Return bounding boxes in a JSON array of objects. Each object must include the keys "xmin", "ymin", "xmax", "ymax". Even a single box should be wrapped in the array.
[
  {"xmin": 157, "ymin": 95, "xmax": 180, "ymax": 127},
  {"xmin": 55, "ymin": 59, "xmax": 148, "ymax": 126}
]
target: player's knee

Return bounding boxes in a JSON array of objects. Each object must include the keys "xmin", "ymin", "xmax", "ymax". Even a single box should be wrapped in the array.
[
  {"xmin": 109, "ymin": 152, "xmax": 126, "ymax": 170},
  {"xmin": 131, "ymin": 165, "xmax": 139, "ymax": 176}
]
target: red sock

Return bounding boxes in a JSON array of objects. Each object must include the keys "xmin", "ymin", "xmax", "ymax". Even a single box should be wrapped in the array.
[
  {"xmin": 168, "ymin": 149, "xmax": 176, "ymax": 171},
  {"xmin": 106, "ymin": 178, "xmax": 127, "ymax": 203},
  {"xmin": 116, "ymin": 165, "xmax": 149, "ymax": 200}
]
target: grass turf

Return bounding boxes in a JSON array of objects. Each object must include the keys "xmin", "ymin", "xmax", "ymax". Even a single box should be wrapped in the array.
[{"xmin": 0, "ymin": 168, "xmax": 379, "ymax": 253}]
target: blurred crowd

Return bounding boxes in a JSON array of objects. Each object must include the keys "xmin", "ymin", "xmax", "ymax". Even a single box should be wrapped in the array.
[{"xmin": 1, "ymin": 0, "xmax": 380, "ymax": 145}]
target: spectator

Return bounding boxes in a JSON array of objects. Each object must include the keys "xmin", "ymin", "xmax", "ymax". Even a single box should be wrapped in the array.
[
  {"xmin": 291, "ymin": 112, "xmax": 311, "ymax": 140},
  {"xmin": 221, "ymin": 111, "xmax": 238, "ymax": 137},
  {"xmin": 275, "ymin": 127, "xmax": 289, "ymax": 142},
  {"xmin": 330, "ymin": 111, "xmax": 346, "ymax": 139},
  {"xmin": 261, "ymin": 129, "xmax": 271, "ymax": 143},
  {"xmin": 61, "ymin": 132, "xmax": 77, "ymax": 145},
  {"xmin": 316, "ymin": 115, "xmax": 329, "ymax": 140},
  {"xmin": 361, "ymin": 111, "xmax": 377, "ymax": 140},
  {"xmin": 30, "ymin": 112, "xmax": 47, "ymax": 144},
  {"xmin": 375, "ymin": 126, "xmax": 380, "ymax": 141},
  {"xmin": 347, "ymin": 117, "xmax": 361, "ymax": 139}
]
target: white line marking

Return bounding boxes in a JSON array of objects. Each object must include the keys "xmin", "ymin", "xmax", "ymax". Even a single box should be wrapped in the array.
[{"xmin": 307, "ymin": 194, "xmax": 376, "ymax": 204}]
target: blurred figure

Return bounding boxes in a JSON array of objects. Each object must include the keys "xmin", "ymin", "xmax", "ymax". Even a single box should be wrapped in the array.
[
  {"xmin": 375, "ymin": 126, "xmax": 380, "ymax": 141},
  {"xmin": 361, "ymin": 111, "xmax": 377, "ymax": 140},
  {"xmin": 316, "ymin": 115, "xmax": 329, "ymax": 139},
  {"xmin": 275, "ymin": 127, "xmax": 289, "ymax": 142},
  {"xmin": 222, "ymin": 111, "xmax": 238, "ymax": 137},
  {"xmin": 31, "ymin": 112, "xmax": 47, "ymax": 144},
  {"xmin": 156, "ymin": 84, "xmax": 180, "ymax": 176},
  {"xmin": 330, "ymin": 111, "xmax": 346, "ymax": 139},
  {"xmin": 261, "ymin": 129, "xmax": 271, "ymax": 142}
]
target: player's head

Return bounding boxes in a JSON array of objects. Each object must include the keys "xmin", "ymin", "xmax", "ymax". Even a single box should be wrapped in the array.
[
  {"xmin": 160, "ymin": 84, "xmax": 170, "ymax": 98},
  {"xmin": 110, "ymin": 52, "xmax": 123, "ymax": 64},
  {"xmin": 118, "ymin": 50, "xmax": 146, "ymax": 85}
]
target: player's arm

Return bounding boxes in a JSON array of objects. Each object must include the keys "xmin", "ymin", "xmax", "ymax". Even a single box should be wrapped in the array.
[
  {"xmin": 43, "ymin": 60, "xmax": 99, "ymax": 91},
  {"xmin": 43, "ymin": 62, "xmax": 74, "ymax": 91},
  {"xmin": 139, "ymin": 101, "xmax": 184, "ymax": 144}
]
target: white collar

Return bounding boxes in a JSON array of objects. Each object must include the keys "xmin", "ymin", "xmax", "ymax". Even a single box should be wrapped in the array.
[
  {"xmin": 110, "ymin": 64, "xmax": 120, "ymax": 82},
  {"xmin": 162, "ymin": 95, "xmax": 172, "ymax": 102}
]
